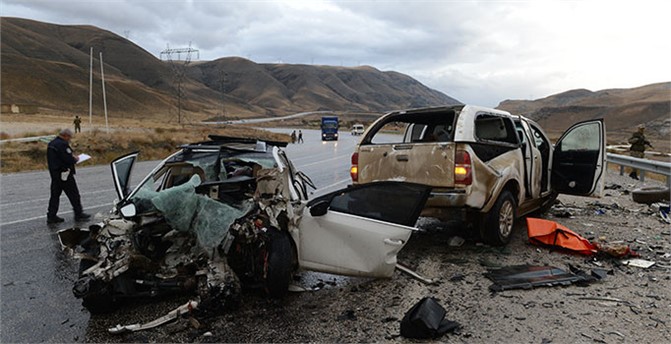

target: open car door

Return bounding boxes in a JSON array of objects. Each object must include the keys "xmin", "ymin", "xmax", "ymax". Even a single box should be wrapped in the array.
[
  {"xmin": 551, "ymin": 119, "xmax": 605, "ymax": 196},
  {"xmin": 111, "ymin": 151, "xmax": 139, "ymax": 201},
  {"xmin": 298, "ymin": 182, "xmax": 431, "ymax": 278}
]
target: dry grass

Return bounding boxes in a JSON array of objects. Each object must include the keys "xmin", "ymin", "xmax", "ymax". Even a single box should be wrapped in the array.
[{"xmin": 0, "ymin": 125, "xmax": 289, "ymax": 173}]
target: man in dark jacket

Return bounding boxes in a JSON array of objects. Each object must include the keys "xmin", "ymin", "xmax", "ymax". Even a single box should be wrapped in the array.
[
  {"xmin": 46, "ymin": 128, "xmax": 90, "ymax": 223},
  {"xmin": 628, "ymin": 124, "xmax": 653, "ymax": 180}
]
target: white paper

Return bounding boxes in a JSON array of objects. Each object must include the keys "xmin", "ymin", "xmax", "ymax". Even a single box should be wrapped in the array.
[{"xmin": 77, "ymin": 153, "xmax": 91, "ymax": 164}]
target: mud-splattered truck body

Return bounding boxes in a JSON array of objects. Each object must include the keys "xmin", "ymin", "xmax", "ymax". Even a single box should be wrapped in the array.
[{"xmin": 350, "ymin": 105, "xmax": 605, "ymax": 245}]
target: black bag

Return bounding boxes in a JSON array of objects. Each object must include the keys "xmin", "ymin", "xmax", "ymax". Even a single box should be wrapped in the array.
[{"xmin": 400, "ymin": 297, "xmax": 460, "ymax": 339}]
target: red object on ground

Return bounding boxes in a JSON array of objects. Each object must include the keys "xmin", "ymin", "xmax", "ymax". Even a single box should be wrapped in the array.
[{"xmin": 526, "ymin": 218, "xmax": 598, "ymax": 255}]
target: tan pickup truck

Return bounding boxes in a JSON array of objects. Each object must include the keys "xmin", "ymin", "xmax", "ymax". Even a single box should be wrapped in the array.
[{"xmin": 349, "ymin": 104, "xmax": 606, "ymax": 245}]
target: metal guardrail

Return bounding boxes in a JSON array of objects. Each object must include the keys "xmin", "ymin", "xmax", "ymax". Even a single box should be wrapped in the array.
[
  {"xmin": 0, "ymin": 135, "xmax": 55, "ymax": 144},
  {"xmin": 607, "ymin": 153, "xmax": 671, "ymax": 186}
]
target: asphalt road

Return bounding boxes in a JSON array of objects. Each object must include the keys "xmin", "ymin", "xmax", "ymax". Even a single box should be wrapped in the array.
[{"xmin": 0, "ymin": 128, "xmax": 361, "ymax": 343}]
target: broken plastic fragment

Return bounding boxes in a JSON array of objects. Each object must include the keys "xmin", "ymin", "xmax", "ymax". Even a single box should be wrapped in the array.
[
  {"xmin": 621, "ymin": 258, "xmax": 655, "ymax": 269},
  {"xmin": 108, "ymin": 300, "xmax": 199, "ymax": 334},
  {"xmin": 400, "ymin": 297, "xmax": 460, "ymax": 339},
  {"xmin": 485, "ymin": 265, "xmax": 587, "ymax": 292},
  {"xmin": 396, "ymin": 263, "xmax": 437, "ymax": 285}
]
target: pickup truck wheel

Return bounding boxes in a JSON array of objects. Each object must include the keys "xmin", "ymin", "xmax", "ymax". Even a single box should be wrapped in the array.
[
  {"xmin": 480, "ymin": 190, "xmax": 516, "ymax": 246},
  {"xmin": 265, "ymin": 229, "xmax": 295, "ymax": 299}
]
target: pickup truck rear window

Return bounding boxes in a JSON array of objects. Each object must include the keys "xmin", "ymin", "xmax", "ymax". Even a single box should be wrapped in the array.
[{"xmin": 475, "ymin": 114, "xmax": 519, "ymax": 145}]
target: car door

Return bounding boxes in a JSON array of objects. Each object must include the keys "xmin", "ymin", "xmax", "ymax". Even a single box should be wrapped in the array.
[
  {"xmin": 111, "ymin": 151, "xmax": 139, "ymax": 200},
  {"xmin": 551, "ymin": 119, "xmax": 605, "ymax": 196},
  {"xmin": 298, "ymin": 182, "xmax": 431, "ymax": 278}
]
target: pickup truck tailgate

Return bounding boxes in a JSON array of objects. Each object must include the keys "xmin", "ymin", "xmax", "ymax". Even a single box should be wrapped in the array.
[{"xmin": 357, "ymin": 142, "xmax": 455, "ymax": 187}]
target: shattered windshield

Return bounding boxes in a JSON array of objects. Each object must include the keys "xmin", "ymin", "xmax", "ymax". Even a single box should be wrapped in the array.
[{"xmin": 130, "ymin": 147, "xmax": 277, "ymax": 203}]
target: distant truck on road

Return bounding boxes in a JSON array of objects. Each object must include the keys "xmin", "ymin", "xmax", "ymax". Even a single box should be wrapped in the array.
[{"xmin": 321, "ymin": 116, "xmax": 339, "ymax": 141}]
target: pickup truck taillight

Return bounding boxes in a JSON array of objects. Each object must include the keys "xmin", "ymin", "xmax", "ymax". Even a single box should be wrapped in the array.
[
  {"xmin": 455, "ymin": 150, "xmax": 472, "ymax": 185},
  {"xmin": 350, "ymin": 152, "xmax": 359, "ymax": 182}
]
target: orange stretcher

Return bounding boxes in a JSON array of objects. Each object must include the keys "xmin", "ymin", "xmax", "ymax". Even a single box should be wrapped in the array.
[{"xmin": 526, "ymin": 218, "xmax": 598, "ymax": 255}]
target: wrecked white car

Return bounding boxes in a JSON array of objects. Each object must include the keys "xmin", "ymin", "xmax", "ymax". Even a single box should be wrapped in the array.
[
  {"xmin": 350, "ymin": 105, "xmax": 605, "ymax": 246},
  {"xmin": 59, "ymin": 136, "xmax": 430, "ymax": 313}
]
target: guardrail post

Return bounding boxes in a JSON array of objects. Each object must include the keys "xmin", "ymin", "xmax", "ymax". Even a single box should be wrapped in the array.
[{"xmin": 606, "ymin": 153, "xmax": 671, "ymax": 188}]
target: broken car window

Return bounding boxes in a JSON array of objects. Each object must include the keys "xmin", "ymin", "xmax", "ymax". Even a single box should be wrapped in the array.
[
  {"xmin": 474, "ymin": 114, "xmax": 518, "ymax": 145},
  {"xmin": 369, "ymin": 121, "xmax": 407, "ymax": 144}
]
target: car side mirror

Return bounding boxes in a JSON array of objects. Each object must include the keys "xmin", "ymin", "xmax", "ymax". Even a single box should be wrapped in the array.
[
  {"xmin": 309, "ymin": 200, "xmax": 330, "ymax": 217},
  {"xmin": 119, "ymin": 203, "xmax": 137, "ymax": 218}
]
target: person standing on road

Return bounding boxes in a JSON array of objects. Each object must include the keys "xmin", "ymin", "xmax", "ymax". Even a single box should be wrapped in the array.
[
  {"xmin": 627, "ymin": 124, "xmax": 653, "ymax": 180},
  {"xmin": 290, "ymin": 130, "xmax": 296, "ymax": 143},
  {"xmin": 46, "ymin": 128, "xmax": 90, "ymax": 223},
  {"xmin": 73, "ymin": 115, "xmax": 82, "ymax": 133},
  {"xmin": 298, "ymin": 130, "xmax": 304, "ymax": 143}
]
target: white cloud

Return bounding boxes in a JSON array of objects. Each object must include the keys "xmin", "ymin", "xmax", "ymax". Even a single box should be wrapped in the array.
[{"xmin": 2, "ymin": 0, "xmax": 670, "ymax": 107}]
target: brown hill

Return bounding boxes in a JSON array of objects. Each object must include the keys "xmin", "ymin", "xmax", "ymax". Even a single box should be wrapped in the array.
[
  {"xmin": 1, "ymin": 17, "xmax": 460, "ymax": 122},
  {"xmin": 497, "ymin": 83, "xmax": 671, "ymax": 140}
]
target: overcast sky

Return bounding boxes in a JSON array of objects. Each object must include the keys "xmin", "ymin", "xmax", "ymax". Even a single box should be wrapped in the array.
[{"xmin": 3, "ymin": 0, "xmax": 670, "ymax": 106}]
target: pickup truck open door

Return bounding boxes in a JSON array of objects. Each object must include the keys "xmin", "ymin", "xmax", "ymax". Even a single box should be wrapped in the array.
[{"xmin": 551, "ymin": 119, "xmax": 605, "ymax": 196}]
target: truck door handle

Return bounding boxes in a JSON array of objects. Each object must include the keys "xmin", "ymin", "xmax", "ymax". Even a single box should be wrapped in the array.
[{"xmin": 396, "ymin": 155, "xmax": 408, "ymax": 162}]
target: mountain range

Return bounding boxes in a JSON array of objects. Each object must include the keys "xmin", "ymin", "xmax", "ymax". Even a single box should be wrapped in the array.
[
  {"xmin": 0, "ymin": 17, "xmax": 459, "ymax": 121},
  {"xmin": 497, "ymin": 82, "xmax": 670, "ymax": 139},
  {"xmin": 1, "ymin": 17, "xmax": 668, "ymax": 140}
]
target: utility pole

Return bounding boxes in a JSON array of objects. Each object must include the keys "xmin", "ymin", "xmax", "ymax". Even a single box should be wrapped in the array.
[
  {"xmin": 89, "ymin": 47, "xmax": 93, "ymax": 125},
  {"xmin": 220, "ymin": 70, "xmax": 228, "ymax": 120},
  {"xmin": 100, "ymin": 52, "xmax": 109, "ymax": 133}
]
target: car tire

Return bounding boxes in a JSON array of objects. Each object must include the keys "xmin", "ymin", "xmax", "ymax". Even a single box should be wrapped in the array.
[
  {"xmin": 632, "ymin": 186, "xmax": 670, "ymax": 204},
  {"xmin": 74, "ymin": 275, "xmax": 115, "ymax": 314},
  {"xmin": 480, "ymin": 190, "xmax": 516, "ymax": 246},
  {"xmin": 265, "ymin": 229, "xmax": 295, "ymax": 299}
]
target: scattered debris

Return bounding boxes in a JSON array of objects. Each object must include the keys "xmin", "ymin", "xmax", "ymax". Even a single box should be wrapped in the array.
[
  {"xmin": 400, "ymin": 297, "xmax": 460, "ymax": 339},
  {"xmin": 604, "ymin": 183, "xmax": 622, "ymax": 190},
  {"xmin": 337, "ymin": 309, "xmax": 357, "ymax": 321},
  {"xmin": 396, "ymin": 263, "xmax": 437, "ymax": 285},
  {"xmin": 485, "ymin": 265, "xmax": 591, "ymax": 292},
  {"xmin": 449, "ymin": 274, "xmax": 466, "ymax": 282},
  {"xmin": 595, "ymin": 241, "xmax": 639, "ymax": 258},
  {"xmin": 108, "ymin": 300, "xmax": 199, "ymax": 334},
  {"xmin": 448, "ymin": 236, "xmax": 465, "ymax": 247},
  {"xmin": 621, "ymin": 258, "xmax": 656, "ymax": 269}
]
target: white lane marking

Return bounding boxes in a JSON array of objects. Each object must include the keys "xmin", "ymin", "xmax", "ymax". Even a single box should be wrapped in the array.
[
  {"xmin": 0, "ymin": 203, "xmax": 111, "ymax": 226},
  {"xmin": 0, "ymin": 188, "xmax": 116, "ymax": 207},
  {"xmin": 317, "ymin": 178, "xmax": 351, "ymax": 193},
  {"xmin": 299, "ymin": 155, "xmax": 350, "ymax": 168}
]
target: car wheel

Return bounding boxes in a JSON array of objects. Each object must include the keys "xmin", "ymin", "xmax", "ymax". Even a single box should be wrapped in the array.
[
  {"xmin": 480, "ymin": 190, "xmax": 516, "ymax": 246},
  {"xmin": 265, "ymin": 229, "xmax": 295, "ymax": 299},
  {"xmin": 74, "ymin": 276, "xmax": 115, "ymax": 314},
  {"xmin": 632, "ymin": 186, "xmax": 670, "ymax": 204}
]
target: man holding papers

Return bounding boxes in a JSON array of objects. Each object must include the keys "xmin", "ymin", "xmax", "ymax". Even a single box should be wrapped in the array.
[{"xmin": 46, "ymin": 128, "xmax": 90, "ymax": 223}]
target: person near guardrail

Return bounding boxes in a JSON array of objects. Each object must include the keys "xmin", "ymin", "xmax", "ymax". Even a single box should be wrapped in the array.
[
  {"xmin": 73, "ymin": 115, "xmax": 81, "ymax": 133},
  {"xmin": 628, "ymin": 124, "xmax": 653, "ymax": 180},
  {"xmin": 46, "ymin": 128, "xmax": 90, "ymax": 223}
]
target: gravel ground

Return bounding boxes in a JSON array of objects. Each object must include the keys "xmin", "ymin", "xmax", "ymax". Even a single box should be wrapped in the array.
[{"xmin": 80, "ymin": 169, "xmax": 670, "ymax": 344}]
